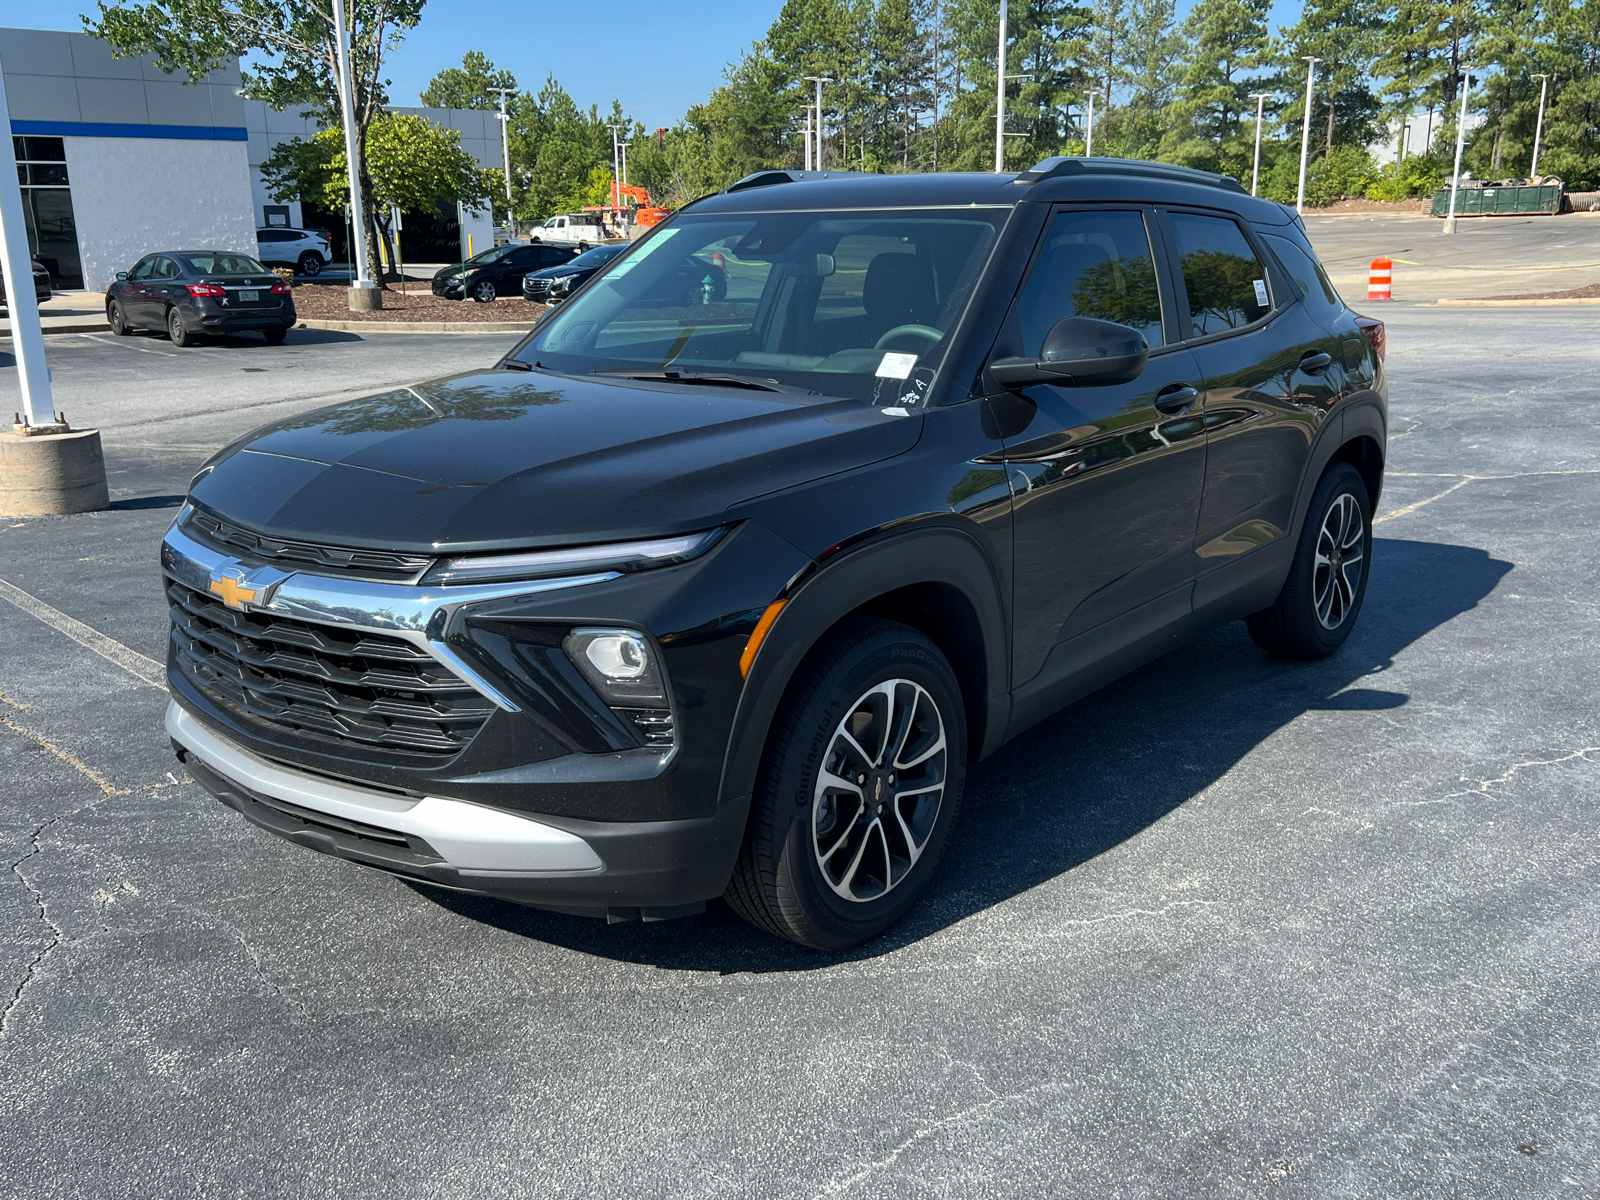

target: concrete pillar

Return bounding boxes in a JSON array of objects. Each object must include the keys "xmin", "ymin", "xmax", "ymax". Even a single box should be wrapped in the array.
[{"xmin": 0, "ymin": 428, "xmax": 112, "ymax": 515}]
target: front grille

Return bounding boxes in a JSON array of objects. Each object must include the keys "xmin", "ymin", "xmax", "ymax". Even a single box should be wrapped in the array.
[
  {"xmin": 186, "ymin": 506, "xmax": 433, "ymax": 580},
  {"xmin": 167, "ymin": 578, "xmax": 494, "ymax": 760}
]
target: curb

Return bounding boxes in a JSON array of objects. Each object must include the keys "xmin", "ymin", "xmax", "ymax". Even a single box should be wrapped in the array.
[
  {"xmin": 296, "ymin": 318, "xmax": 539, "ymax": 334},
  {"xmin": 1, "ymin": 321, "xmax": 109, "ymax": 337},
  {"xmin": 1435, "ymin": 297, "xmax": 1600, "ymax": 307}
]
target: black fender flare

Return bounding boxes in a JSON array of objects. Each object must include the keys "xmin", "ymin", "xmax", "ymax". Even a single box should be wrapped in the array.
[
  {"xmin": 716, "ymin": 525, "xmax": 1010, "ymax": 814},
  {"xmin": 1287, "ymin": 398, "xmax": 1386, "ymax": 546}
]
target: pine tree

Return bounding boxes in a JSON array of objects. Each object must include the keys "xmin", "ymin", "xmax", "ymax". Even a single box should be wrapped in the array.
[
  {"xmin": 420, "ymin": 51, "xmax": 517, "ymax": 110},
  {"xmin": 1162, "ymin": 0, "xmax": 1271, "ymax": 172},
  {"xmin": 1084, "ymin": 0, "xmax": 1134, "ymax": 152},
  {"xmin": 1275, "ymin": 0, "xmax": 1382, "ymax": 158}
]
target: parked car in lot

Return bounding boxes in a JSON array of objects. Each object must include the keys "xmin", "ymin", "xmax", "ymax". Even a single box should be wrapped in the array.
[
  {"xmin": 255, "ymin": 227, "xmax": 331, "ymax": 276},
  {"xmin": 0, "ymin": 258, "xmax": 53, "ymax": 306},
  {"xmin": 521, "ymin": 242, "xmax": 628, "ymax": 303},
  {"xmin": 106, "ymin": 251, "xmax": 295, "ymax": 345},
  {"xmin": 434, "ymin": 243, "xmax": 578, "ymax": 302},
  {"xmin": 161, "ymin": 160, "xmax": 1386, "ymax": 948}
]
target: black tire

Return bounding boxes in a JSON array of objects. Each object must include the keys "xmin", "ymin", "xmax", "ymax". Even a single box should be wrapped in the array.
[
  {"xmin": 725, "ymin": 618, "xmax": 966, "ymax": 950},
  {"xmin": 263, "ymin": 327, "xmax": 288, "ymax": 344},
  {"xmin": 107, "ymin": 300, "xmax": 132, "ymax": 335},
  {"xmin": 1247, "ymin": 461, "xmax": 1373, "ymax": 660},
  {"xmin": 471, "ymin": 278, "xmax": 498, "ymax": 303},
  {"xmin": 297, "ymin": 251, "xmax": 323, "ymax": 277},
  {"xmin": 167, "ymin": 307, "xmax": 195, "ymax": 347}
]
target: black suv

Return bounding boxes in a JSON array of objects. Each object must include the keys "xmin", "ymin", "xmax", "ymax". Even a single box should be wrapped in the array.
[{"xmin": 162, "ymin": 159, "xmax": 1385, "ymax": 949}]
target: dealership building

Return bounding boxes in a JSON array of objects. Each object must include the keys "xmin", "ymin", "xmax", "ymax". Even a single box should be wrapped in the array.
[{"xmin": 2, "ymin": 26, "xmax": 495, "ymax": 292}]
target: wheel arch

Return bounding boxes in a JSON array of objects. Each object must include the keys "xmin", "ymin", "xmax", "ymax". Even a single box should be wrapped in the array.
[{"xmin": 717, "ymin": 527, "xmax": 1010, "ymax": 814}]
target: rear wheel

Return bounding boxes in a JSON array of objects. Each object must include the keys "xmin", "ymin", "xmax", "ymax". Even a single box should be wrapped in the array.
[
  {"xmin": 725, "ymin": 618, "xmax": 966, "ymax": 950},
  {"xmin": 296, "ymin": 251, "xmax": 323, "ymax": 277},
  {"xmin": 1247, "ymin": 461, "xmax": 1373, "ymax": 659},
  {"xmin": 167, "ymin": 307, "xmax": 195, "ymax": 347},
  {"xmin": 107, "ymin": 300, "xmax": 132, "ymax": 335},
  {"xmin": 263, "ymin": 327, "xmax": 287, "ymax": 344},
  {"xmin": 471, "ymin": 278, "xmax": 498, "ymax": 303}
]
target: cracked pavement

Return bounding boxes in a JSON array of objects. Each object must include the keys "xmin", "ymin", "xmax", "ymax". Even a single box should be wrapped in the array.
[{"xmin": 1, "ymin": 311, "xmax": 1597, "ymax": 1197}]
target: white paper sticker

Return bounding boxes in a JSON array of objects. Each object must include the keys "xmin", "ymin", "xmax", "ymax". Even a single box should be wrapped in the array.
[
  {"xmin": 875, "ymin": 352, "xmax": 919, "ymax": 380},
  {"xmin": 1253, "ymin": 278, "xmax": 1270, "ymax": 307}
]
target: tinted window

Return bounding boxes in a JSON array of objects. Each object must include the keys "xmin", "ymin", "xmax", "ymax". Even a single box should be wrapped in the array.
[
  {"xmin": 153, "ymin": 257, "xmax": 183, "ymax": 279},
  {"xmin": 1262, "ymin": 233, "xmax": 1343, "ymax": 323},
  {"xmin": 1014, "ymin": 210, "xmax": 1164, "ymax": 354},
  {"xmin": 256, "ymin": 230, "xmax": 288, "ymax": 243},
  {"xmin": 569, "ymin": 244, "xmax": 625, "ymax": 268},
  {"xmin": 180, "ymin": 254, "xmax": 267, "ymax": 275},
  {"xmin": 130, "ymin": 257, "xmax": 156, "ymax": 280},
  {"xmin": 1168, "ymin": 212, "xmax": 1272, "ymax": 336}
]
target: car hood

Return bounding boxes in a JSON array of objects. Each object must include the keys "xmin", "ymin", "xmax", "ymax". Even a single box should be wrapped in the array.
[
  {"xmin": 189, "ymin": 369, "xmax": 924, "ymax": 554},
  {"xmin": 528, "ymin": 263, "xmax": 587, "ymax": 280}
]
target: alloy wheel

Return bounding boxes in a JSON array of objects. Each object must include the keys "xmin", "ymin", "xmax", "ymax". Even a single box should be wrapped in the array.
[
  {"xmin": 1313, "ymin": 492, "xmax": 1365, "ymax": 630},
  {"xmin": 472, "ymin": 279, "xmax": 497, "ymax": 303},
  {"xmin": 812, "ymin": 679, "xmax": 947, "ymax": 902}
]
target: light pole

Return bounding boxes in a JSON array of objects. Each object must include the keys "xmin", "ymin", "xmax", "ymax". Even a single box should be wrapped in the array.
[
  {"xmin": 994, "ymin": 0, "xmax": 1009, "ymax": 172},
  {"xmin": 1249, "ymin": 92, "xmax": 1270, "ymax": 196},
  {"xmin": 1296, "ymin": 57, "xmax": 1319, "ymax": 214},
  {"xmin": 803, "ymin": 104, "xmax": 813, "ymax": 171},
  {"xmin": 804, "ymin": 77, "xmax": 833, "ymax": 170},
  {"xmin": 1398, "ymin": 122, "xmax": 1410, "ymax": 164},
  {"xmin": 490, "ymin": 87, "xmax": 515, "ymax": 207},
  {"xmin": 331, "ymin": 0, "xmax": 377, "ymax": 305},
  {"xmin": 606, "ymin": 123, "xmax": 624, "ymax": 213},
  {"xmin": 0, "ymin": 56, "xmax": 51, "ymax": 427},
  {"xmin": 1530, "ymin": 73, "xmax": 1550, "ymax": 177},
  {"xmin": 1084, "ymin": 90, "xmax": 1095, "ymax": 157},
  {"xmin": 620, "ymin": 142, "xmax": 631, "ymax": 187},
  {"xmin": 1444, "ymin": 73, "xmax": 1472, "ymax": 234}
]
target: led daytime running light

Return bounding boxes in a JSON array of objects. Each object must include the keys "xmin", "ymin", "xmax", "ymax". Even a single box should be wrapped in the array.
[{"xmin": 422, "ymin": 529, "xmax": 722, "ymax": 586}]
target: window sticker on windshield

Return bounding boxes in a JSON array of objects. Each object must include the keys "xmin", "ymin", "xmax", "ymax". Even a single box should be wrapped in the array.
[
  {"xmin": 1253, "ymin": 278, "xmax": 1269, "ymax": 307},
  {"xmin": 876, "ymin": 352, "xmax": 919, "ymax": 380}
]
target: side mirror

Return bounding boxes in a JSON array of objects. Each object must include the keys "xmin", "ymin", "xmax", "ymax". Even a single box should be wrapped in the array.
[
  {"xmin": 990, "ymin": 316, "xmax": 1149, "ymax": 390},
  {"xmin": 116, "ymin": 271, "xmax": 129, "ymax": 281}
]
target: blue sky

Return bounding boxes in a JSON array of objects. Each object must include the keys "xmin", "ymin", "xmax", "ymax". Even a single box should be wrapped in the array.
[{"xmin": 1, "ymin": 0, "xmax": 1305, "ymax": 130}]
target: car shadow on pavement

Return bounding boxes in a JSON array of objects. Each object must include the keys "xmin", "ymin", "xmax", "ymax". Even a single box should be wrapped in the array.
[{"xmin": 414, "ymin": 536, "xmax": 1512, "ymax": 971}]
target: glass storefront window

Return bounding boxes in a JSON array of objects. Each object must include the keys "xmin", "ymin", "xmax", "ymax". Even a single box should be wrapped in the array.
[{"xmin": 12, "ymin": 136, "xmax": 82, "ymax": 289}]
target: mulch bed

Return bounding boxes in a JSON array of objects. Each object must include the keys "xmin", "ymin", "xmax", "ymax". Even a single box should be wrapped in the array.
[
  {"xmin": 289, "ymin": 280, "xmax": 546, "ymax": 323},
  {"xmin": 1306, "ymin": 198, "xmax": 1432, "ymax": 215},
  {"xmin": 1477, "ymin": 281, "xmax": 1600, "ymax": 301}
]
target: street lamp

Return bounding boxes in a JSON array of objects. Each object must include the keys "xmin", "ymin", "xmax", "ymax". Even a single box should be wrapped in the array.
[
  {"xmin": 331, "ymin": 0, "xmax": 377, "ymax": 306},
  {"xmin": 994, "ymin": 0, "xmax": 1009, "ymax": 172},
  {"xmin": 1443, "ymin": 72, "xmax": 1472, "ymax": 234},
  {"xmin": 803, "ymin": 77, "xmax": 834, "ymax": 170},
  {"xmin": 606, "ymin": 122, "xmax": 624, "ymax": 213},
  {"xmin": 1530, "ymin": 73, "xmax": 1550, "ymax": 177},
  {"xmin": 1248, "ymin": 92, "xmax": 1271, "ymax": 196},
  {"xmin": 1398, "ymin": 122, "xmax": 1410, "ymax": 164},
  {"xmin": 1296, "ymin": 57, "xmax": 1319, "ymax": 214},
  {"xmin": 1084, "ymin": 90, "xmax": 1095, "ymax": 157},
  {"xmin": 620, "ymin": 142, "xmax": 631, "ymax": 188},
  {"xmin": 0, "ymin": 56, "xmax": 51, "ymax": 428},
  {"xmin": 490, "ymin": 87, "xmax": 515, "ymax": 206}
]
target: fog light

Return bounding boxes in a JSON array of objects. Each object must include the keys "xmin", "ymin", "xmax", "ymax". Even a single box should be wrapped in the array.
[
  {"xmin": 583, "ymin": 632, "xmax": 649, "ymax": 680},
  {"xmin": 563, "ymin": 627, "xmax": 667, "ymax": 707}
]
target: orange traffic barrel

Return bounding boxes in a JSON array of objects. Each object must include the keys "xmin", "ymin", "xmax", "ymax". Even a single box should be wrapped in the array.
[{"xmin": 1367, "ymin": 256, "xmax": 1393, "ymax": 301}]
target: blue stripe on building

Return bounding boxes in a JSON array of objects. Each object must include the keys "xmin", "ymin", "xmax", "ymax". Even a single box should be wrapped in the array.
[{"xmin": 11, "ymin": 120, "xmax": 249, "ymax": 142}]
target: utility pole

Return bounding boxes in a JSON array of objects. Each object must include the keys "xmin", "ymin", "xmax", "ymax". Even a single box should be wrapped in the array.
[
  {"xmin": 1084, "ymin": 90, "xmax": 1094, "ymax": 157},
  {"xmin": 1530, "ymin": 73, "xmax": 1550, "ymax": 177},
  {"xmin": 1296, "ymin": 57, "xmax": 1319, "ymax": 214},
  {"xmin": 804, "ymin": 77, "xmax": 833, "ymax": 170},
  {"xmin": 606, "ymin": 123, "xmax": 624, "ymax": 213},
  {"xmin": 1443, "ymin": 72, "xmax": 1472, "ymax": 234},
  {"xmin": 1249, "ymin": 93, "xmax": 1270, "ymax": 196},
  {"xmin": 331, "ymin": 0, "xmax": 378, "ymax": 306},
  {"xmin": 490, "ymin": 87, "xmax": 515, "ymax": 206},
  {"xmin": 994, "ymin": 0, "xmax": 1008, "ymax": 172}
]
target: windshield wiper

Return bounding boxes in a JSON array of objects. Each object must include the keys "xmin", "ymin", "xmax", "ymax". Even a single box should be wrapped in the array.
[{"xmin": 590, "ymin": 369, "xmax": 804, "ymax": 394}]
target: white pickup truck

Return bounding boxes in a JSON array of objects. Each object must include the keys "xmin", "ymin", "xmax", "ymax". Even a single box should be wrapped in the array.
[{"xmin": 529, "ymin": 213, "xmax": 607, "ymax": 246}]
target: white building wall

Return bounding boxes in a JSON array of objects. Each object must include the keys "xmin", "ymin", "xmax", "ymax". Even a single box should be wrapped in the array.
[{"xmin": 66, "ymin": 137, "xmax": 258, "ymax": 290}]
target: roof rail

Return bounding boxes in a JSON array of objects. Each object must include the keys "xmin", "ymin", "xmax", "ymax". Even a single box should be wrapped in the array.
[
  {"xmin": 723, "ymin": 169, "xmax": 879, "ymax": 193},
  {"xmin": 1017, "ymin": 156, "xmax": 1247, "ymax": 194}
]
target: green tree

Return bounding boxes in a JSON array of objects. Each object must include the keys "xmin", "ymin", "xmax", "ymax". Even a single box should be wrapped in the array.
[
  {"xmin": 1531, "ymin": 0, "xmax": 1600, "ymax": 187},
  {"xmin": 1275, "ymin": 0, "xmax": 1382, "ymax": 159},
  {"xmin": 420, "ymin": 50, "xmax": 517, "ymax": 109},
  {"xmin": 86, "ymin": 0, "xmax": 424, "ymax": 287},
  {"xmin": 1162, "ymin": 0, "xmax": 1271, "ymax": 174}
]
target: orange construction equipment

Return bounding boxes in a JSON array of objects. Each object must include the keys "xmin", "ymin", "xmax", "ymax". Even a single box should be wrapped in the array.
[
  {"xmin": 1367, "ymin": 256, "xmax": 1393, "ymax": 301},
  {"xmin": 635, "ymin": 206, "xmax": 672, "ymax": 229}
]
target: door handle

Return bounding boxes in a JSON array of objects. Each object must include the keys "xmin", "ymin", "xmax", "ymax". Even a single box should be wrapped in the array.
[
  {"xmin": 1154, "ymin": 384, "xmax": 1199, "ymax": 414},
  {"xmin": 1299, "ymin": 350, "xmax": 1334, "ymax": 374}
]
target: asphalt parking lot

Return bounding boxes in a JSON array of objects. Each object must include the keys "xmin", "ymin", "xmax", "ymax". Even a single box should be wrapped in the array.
[{"xmin": 2, "ymin": 305, "xmax": 1599, "ymax": 1197}]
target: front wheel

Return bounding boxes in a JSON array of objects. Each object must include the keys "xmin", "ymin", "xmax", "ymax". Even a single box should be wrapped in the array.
[
  {"xmin": 1247, "ymin": 461, "xmax": 1373, "ymax": 659},
  {"xmin": 470, "ymin": 278, "xmax": 498, "ymax": 303},
  {"xmin": 725, "ymin": 618, "xmax": 966, "ymax": 949},
  {"xmin": 167, "ymin": 307, "xmax": 195, "ymax": 347}
]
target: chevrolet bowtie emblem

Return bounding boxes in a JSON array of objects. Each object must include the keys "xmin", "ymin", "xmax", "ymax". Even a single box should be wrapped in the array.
[{"xmin": 209, "ymin": 575, "xmax": 258, "ymax": 609}]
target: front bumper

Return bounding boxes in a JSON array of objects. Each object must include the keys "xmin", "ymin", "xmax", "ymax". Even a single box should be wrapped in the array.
[{"xmin": 432, "ymin": 278, "xmax": 464, "ymax": 299}]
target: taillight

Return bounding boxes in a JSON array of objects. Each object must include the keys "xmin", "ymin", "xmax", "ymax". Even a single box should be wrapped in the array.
[
  {"xmin": 270, "ymin": 280, "xmax": 292, "ymax": 294},
  {"xmin": 1353, "ymin": 314, "xmax": 1385, "ymax": 362},
  {"xmin": 187, "ymin": 283, "xmax": 227, "ymax": 298}
]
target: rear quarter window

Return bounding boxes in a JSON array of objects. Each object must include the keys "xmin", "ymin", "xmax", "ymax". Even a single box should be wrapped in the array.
[{"xmin": 1261, "ymin": 232, "xmax": 1345, "ymax": 325}]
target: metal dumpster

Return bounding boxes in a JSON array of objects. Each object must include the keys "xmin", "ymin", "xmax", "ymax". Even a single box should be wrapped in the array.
[{"xmin": 1431, "ymin": 179, "xmax": 1564, "ymax": 217}]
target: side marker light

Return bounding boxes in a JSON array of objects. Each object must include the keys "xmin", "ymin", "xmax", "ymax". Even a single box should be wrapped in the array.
[{"xmin": 740, "ymin": 601, "xmax": 788, "ymax": 678}]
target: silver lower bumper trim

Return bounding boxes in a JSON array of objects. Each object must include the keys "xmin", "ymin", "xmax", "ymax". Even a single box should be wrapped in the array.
[{"xmin": 167, "ymin": 702, "xmax": 603, "ymax": 876}]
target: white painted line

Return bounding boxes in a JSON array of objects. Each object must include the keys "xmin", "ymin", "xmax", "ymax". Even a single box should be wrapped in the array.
[
  {"xmin": 1373, "ymin": 478, "xmax": 1473, "ymax": 525},
  {"xmin": 0, "ymin": 577, "xmax": 165, "ymax": 689}
]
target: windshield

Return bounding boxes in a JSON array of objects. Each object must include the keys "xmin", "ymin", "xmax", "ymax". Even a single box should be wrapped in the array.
[
  {"xmin": 516, "ymin": 208, "xmax": 1005, "ymax": 404},
  {"xmin": 570, "ymin": 244, "xmax": 627, "ymax": 268},
  {"xmin": 182, "ymin": 254, "xmax": 267, "ymax": 275}
]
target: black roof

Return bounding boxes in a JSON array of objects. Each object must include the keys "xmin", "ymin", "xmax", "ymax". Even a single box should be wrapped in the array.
[{"xmin": 693, "ymin": 157, "xmax": 1296, "ymax": 226}]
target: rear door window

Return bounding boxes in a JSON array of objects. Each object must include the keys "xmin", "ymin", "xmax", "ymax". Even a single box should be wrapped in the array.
[
  {"xmin": 1167, "ymin": 212, "xmax": 1273, "ymax": 337},
  {"xmin": 1012, "ymin": 209, "xmax": 1165, "ymax": 354}
]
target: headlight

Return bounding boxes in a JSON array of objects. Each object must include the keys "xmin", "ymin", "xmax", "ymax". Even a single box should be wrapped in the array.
[{"xmin": 420, "ymin": 528, "xmax": 724, "ymax": 586}]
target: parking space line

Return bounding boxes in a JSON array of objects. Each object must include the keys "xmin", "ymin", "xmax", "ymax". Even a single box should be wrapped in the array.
[
  {"xmin": 0, "ymin": 712, "xmax": 128, "ymax": 796},
  {"xmin": 0, "ymin": 578, "xmax": 164, "ymax": 690}
]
